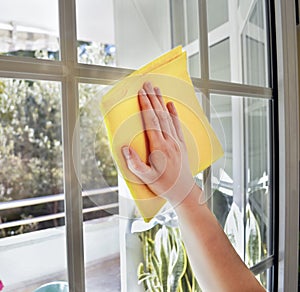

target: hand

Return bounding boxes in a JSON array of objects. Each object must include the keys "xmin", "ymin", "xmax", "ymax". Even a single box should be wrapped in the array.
[{"xmin": 121, "ymin": 82, "xmax": 196, "ymax": 206}]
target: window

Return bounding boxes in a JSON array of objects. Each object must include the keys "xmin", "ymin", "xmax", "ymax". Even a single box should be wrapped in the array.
[{"xmin": 0, "ymin": 0, "xmax": 298, "ymax": 291}]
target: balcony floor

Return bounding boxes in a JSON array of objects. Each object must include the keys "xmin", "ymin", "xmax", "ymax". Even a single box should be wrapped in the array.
[{"xmin": 9, "ymin": 256, "xmax": 121, "ymax": 292}]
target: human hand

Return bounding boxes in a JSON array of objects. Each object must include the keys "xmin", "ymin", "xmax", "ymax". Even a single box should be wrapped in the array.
[{"xmin": 121, "ymin": 82, "xmax": 196, "ymax": 206}]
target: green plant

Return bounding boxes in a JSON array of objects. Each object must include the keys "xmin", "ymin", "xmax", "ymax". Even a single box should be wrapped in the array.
[{"xmin": 137, "ymin": 224, "xmax": 201, "ymax": 292}]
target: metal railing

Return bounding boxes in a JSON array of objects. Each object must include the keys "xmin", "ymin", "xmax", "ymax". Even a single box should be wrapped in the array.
[{"xmin": 0, "ymin": 186, "xmax": 119, "ymax": 230}]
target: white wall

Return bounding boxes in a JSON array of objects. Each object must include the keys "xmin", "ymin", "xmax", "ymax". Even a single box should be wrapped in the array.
[{"xmin": 0, "ymin": 216, "xmax": 119, "ymax": 290}]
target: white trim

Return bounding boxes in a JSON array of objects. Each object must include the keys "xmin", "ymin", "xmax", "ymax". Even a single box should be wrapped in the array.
[
  {"xmin": 192, "ymin": 78, "xmax": 273, "ymax": 98},
  {"xmin": 208, "ymin": 22, "xmax": 230, "ymax": 47},
  {"xmin": 275, "ymin": 0, "xmax": 300, "ymax": 291}
]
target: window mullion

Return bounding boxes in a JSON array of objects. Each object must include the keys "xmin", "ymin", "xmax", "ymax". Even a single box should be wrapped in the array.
[
  {"xmin": 198, "ymin": 0, "xmax": 209, "ymax": 79},
  {"xmin": 0, "ymin": 56, "xmax": 64, "ymax": 81},
  {"xmin": 59, "ymin": 0, "xmax": 85, "ymax": 291},
  {"xmin": 198, "ymin": 0, "xmax": 212, "ymax": 206}
]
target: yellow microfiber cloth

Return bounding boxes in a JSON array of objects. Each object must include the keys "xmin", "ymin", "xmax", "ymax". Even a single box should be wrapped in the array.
[{"xmin": 100, "ymin": 46, "xmax": 223, "ymax": 222}]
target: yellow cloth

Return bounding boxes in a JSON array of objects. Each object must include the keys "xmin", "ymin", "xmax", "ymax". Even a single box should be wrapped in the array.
[{"xmin": 100, "ymin": 46, "xmax": 223, "ymax": 222}]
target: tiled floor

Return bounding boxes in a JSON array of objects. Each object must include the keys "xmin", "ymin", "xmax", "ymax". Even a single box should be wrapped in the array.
[
  {"xmin": 7, "ymin": 256, "xmax": 121, "ymax": 292},
  {"xmin": 85, "ymin": 256, "xmax": 121, "ymax": 292}
]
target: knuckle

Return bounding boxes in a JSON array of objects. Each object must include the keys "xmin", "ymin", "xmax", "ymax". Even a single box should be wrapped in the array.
[{"xmin": 151, "ymin": 116, "xmax": 160, "ymax": 128}]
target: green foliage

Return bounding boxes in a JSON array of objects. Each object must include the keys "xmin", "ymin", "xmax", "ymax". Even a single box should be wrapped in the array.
[
  {"xmin": 137, "ymin": 224, "xmax": 201, "ymax": 292},
  {"xmin": 79, "ymin": 83, "xmax": 117, "ymax": 189},
  {"xmin": 0, "ymin": 79, "xmax": 63, "ymax": 202},
  {"xmin": 0, "ymin": 80, "xmax": 117, "ymax": 236},
  {"xmin": 0, "ymin": 42, "xmax": 118, "ymax": 237}
]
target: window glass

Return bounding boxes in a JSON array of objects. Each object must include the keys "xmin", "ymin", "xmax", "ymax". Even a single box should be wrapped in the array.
[
  {"xmin": 257, "ymin": 267, "xmax": 273, "ymax": 290},
  {"xmin": 244, "ymin": 37, "xmax": 266, "ymax": 86},
  {"xmin": 188, "ymin": 53, "xmax": 200, "ymax": 78},
  {"xmin": 76, "ymin": 0, "xmax": 116, "ymax": 66},
  {"xmin": 207, "ymin": 0, "xmax": 270, "ymax": 87},
  {"xmin": 0, "ymin": 0, "xmax": 59, "ymax": 60},
  {"xmin": 209, "ymin": 95, "xmax": 273, "ymax": 268},
  {"xmin": 78, "ymin": 83, "xmax": 120, "ymax": 292},
  {"xmin": 207, "ymin": 0, "xmax": 229, "ymax": 31},
  {"xmin": 0, "ymin": 78, "xmax": 66, "ymax": 290},
  {"xmin": 250, "ymin": 0, "xmax": 265, "ymax": 29},
  {"xmin": 170, "ymin": 0, "xmax": 185, "ymax": 47},
  {"xmin": 209, "ymin": 39, "xmax": 231, "ymax": 81},
  {"xmin": 186, "ymin": 0, "xmax": 199, "ymax": 43},
  {"xmin": 76, "ymin": 0, "xmax": 200, "ymax": 75}
]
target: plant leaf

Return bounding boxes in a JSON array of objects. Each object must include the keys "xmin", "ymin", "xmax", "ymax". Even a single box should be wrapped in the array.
[{"xmin": 169, "ymin": 239, "xmax": 187, "ymax": 292}]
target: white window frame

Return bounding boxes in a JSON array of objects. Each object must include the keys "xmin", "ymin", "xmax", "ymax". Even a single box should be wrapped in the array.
[{"xmin": 0, "ymin": 0, "xmax": 298, "ymax": 290}]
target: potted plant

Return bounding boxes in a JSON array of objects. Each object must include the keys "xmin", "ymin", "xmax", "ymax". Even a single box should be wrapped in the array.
[{"xmin": 136, "ymin": 223, "xmax": 201, "ymax": 292}]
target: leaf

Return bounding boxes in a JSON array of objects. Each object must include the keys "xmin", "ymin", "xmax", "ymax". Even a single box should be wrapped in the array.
[
  {"xmin": 169, "ymin": 239, "xmax": 187, "ymax": 292},
  {"xmin": 160, "ymin": 244, "xmax": 169, "ymax": 292}
]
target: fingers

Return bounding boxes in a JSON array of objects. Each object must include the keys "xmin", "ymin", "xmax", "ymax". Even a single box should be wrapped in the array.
[
  {"xmin": 138, "ymin": 89, "xmax": 164, "ymax": 146},
  {"xmin": 122, "ymin": 146, "xmax": 163, "ymax": 185},
  {"xmin": 122, "ymin": 146, "xmax": 151, "ymax": 178},
  {"xmin": 140, "ymin": 82, "xmax": 176, "ymax": 142},
  {"xmin": 166, "ymin": 101, "xmax": 185, "ymax": 142}
]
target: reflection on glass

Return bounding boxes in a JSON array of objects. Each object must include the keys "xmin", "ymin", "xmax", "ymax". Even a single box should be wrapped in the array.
[
  {"xmin": 76, "ymin": 0, "xmax": 116, "ymax": 66},
  {"xmin": 189, "ymin": 53, "xmax": 200, "ymax": 78},
  {"xmin": 244, "ymin": 98, "xmax": 272, "ymax": 266},
  {"xmin": 209, "ymin": 39, "xmax": 231, "ymax": 81},
  {"xmin": 77, "ymin": 0, "xmax": 199, "ymax": 71},
  {"xmin": 79, "ymin": 83, "xmax": 120, "ymax": 292},
  {"xmin": 170, "ymin": 0, "xmax": 199, "ymax": 46},
  {"xmin": 207, "ymin": 0, "xmax": 269, "ymax": 86},
  {"xmin": 186, "ymin": 0, "xmax": 199, "ymax": 43},
  {"xmin": 257, "ymin": 267, "xmax": 273, "ymax": 290},
  {"xmin": 0, "ymin": 78, "xmax": 66, "ymax": 290},
  {"xmin": 0, "ymin": 1, "xmax": 59, "ymax": 60},
  {"xmin": 209, "ymin": 95, "xmax": 272, "ymax": 268},
  {"xmin": 244, "ymin": 37, "xmax": 266, "ymax": 86},
  {"xmin": 207, "ymin": 0, "xmax": 229, "ymax": 31},
  {"xmin": 241, "ymin": 0, "xmax": 269, "ymax": 87}
]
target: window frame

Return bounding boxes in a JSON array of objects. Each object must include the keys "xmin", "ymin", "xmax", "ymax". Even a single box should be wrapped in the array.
[
  {"xmin": 0, "ymin": 0, "xmax": 298, "ymax": 290},
  {"xmin": 274, "ymin": 0, "xmax": 300, "ymax": 291}
]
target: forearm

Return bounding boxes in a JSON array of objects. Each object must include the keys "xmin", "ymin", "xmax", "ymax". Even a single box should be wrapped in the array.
[
  {"xmin": 173, "ymin": 184, "xmax": 265, "ymax": 292},
  {"xmin": 122, "ymin": 82, "xmax": 264, "ymax": 291}
]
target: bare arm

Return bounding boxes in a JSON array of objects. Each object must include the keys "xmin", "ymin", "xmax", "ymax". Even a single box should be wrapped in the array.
[{"xmin": 121, "ymin": 82, "xmax": 265, "ymax": 292}]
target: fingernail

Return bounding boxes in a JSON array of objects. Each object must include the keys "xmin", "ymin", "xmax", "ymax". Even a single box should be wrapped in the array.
[
  {"xmin": 171, "ymin": 102, "xmax": 177, "ymax": 113},
  {"xmin": 139, "ymin": 89, "xmax": 146, "ymax": 96},
  {"xmin": 154, "ymin": 87, "xmax": 161, "ymax": 95},
  {"xmin": 122, "ymin": 146, "xmax": 131, "ymax": 159},
  {"xmin": 144, "ymin": 82, "xmax": 152, "ymax": 89}
]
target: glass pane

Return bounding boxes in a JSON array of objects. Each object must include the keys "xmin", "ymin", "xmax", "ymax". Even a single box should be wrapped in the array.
[
  {"xmin": 186, "ymin": 0, "xmax": 199, "ymax": 43},
  {"xmin": 244, "ymin": 36, "xmax": 266, "ymax": 86},
  {"xmin": 188, "ymin": 53, "xmax": 200, "ymax": 78},
  {"xmin": 208, "ymin": 95, "xmax": 273, "ymax": 267},
  {"xmin": 0, "ymin": 79, "xmax": 66, "ymax": 290},
  {"xmin": 0, "ymin": 0, "xmax": 59, "ymax": 60},
  {"xmin": 244, "ymin": 98, "xmax": 273, "ymax": 266},
  {"xmin": 207, "ymin": 0, "xmax": 229, "ymax": 31},
  {"xmin": 76, "ymin": 0, "xmax": 116, "ymax": 66},
  {"xmin": 256, "ymin": 267, "xmax": 273, "ymax": 291},
  {"xmin": 76, "ymin": 0, "xmax": 200, "ymax": 76},
  {"xmin": 207, "ymin": 0, "xmax": 270, "ymax": 87},
  {"xmin": 79, "ymin": 83, "xmax": 120, "ymax": 292},
  {"xmin": 209, "ymin": 38, "xmax": 231, "ymax": 81}
]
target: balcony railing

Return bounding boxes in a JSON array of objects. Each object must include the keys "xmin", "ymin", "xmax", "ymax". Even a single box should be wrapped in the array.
[{"xmin": 0, "ymin": 186, "xmax": 119, "ymax": 230}]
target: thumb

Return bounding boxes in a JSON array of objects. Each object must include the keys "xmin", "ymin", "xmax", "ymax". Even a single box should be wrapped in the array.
[{"xmin": 122, "ymin": 146, "xmax": 151, "ymax": 179}]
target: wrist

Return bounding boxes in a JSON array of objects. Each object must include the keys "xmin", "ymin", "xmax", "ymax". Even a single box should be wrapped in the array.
[{"xmin": 172, "ymin": 183, "xmax": 206, "ymax": 210}]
